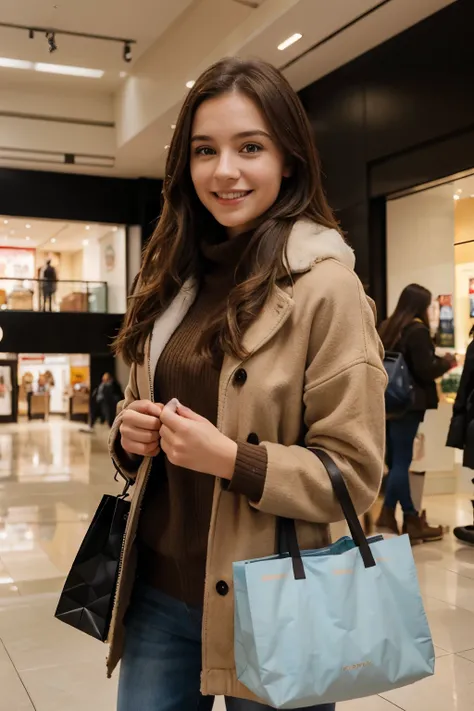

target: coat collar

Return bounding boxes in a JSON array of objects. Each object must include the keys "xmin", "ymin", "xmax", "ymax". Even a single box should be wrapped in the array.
[
  {"xmin": 148, "ymin": 221, "xmax": 354, "ymax": 378},
  {"xmin": 284, "ymin": 219, "xmax": 355, "ymax": 272}
]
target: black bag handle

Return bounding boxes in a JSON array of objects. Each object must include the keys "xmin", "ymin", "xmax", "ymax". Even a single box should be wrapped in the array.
[{"xmin": 278, "ymin": 448, "xmax": 376, "ymax": 579}]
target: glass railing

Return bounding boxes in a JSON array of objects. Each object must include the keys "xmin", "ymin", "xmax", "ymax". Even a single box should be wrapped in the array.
[{"xmin": 0, "ymin": 278, "xmax": 108, "ymax": 313}]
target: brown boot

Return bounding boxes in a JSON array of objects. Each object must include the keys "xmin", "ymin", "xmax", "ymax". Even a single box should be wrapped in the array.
[
  {"xmin": 375, "ymin": 506, "xmax": 400, "ymax": 535},
  {"xmin": 403, "ymin": 510, "xmax": 444, "ymax": 544}
]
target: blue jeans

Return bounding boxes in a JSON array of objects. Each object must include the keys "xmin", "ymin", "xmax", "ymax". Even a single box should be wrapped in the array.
[
  {"xmin": 118, "ymin": 583, "xmax": 336, "ymax": 711},
  {"xmin": 384, "ymin": 411, "xmax": 423, "ymax": 514}
]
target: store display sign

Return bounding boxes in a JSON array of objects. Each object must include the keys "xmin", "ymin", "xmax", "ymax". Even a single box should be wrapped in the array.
[
  {"xmin": 438, "ymin": 294, "xmax": 455, "ymax": 348},
  {"xmin": 428, "ymin": 299, "xmax": 440, "ymax": 338},
  {"xmin": 469, "ymin": 279, "xmax": 474, "ymax": 318}
]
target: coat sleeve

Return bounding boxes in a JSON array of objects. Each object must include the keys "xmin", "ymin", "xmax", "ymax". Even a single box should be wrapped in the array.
[
  {"xmin": 251, "ymin": 264, "xmax": 387, "ymax": 524},
  {"xmin": 405, "ymin": 326, "xmax": 451, "ymax": 384},
  {"xmin": 108, "ymin": 362, "xmax": 143, "ymax": 481},
  {"xmin": 447, "ymin": 341, "xmax": 474, "ymax": 449}
]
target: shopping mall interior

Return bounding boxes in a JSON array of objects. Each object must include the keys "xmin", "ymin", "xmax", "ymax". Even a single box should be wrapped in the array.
[{"xmin": 0, "ymin": 0, "xmax": 473, "ymax": 709}]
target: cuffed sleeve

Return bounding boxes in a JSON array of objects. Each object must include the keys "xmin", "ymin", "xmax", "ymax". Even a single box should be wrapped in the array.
[
  {"xmin": 108, "ymin": 362, "xmax": 143, "ymax": 481},
  {"xmin": 225, "ymin": 441, "xmax": 267, "ymax": 501}
]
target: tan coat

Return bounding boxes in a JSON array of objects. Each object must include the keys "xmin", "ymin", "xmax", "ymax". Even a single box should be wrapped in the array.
[{"xmin": 107, "ymin": 220, "xmax": 387, "ymax": 701}]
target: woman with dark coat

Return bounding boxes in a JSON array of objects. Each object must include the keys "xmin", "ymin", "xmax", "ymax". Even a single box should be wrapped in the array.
[
  {"xmin": 446, "ymin": 329, "xmax": 474, "ymax": 545},
  {"xmin": 377, "ymin": 284, "xmax": 455, "ymax": 542},
  {"xmin": 447, "ymin": 329, "xmax": 474, "ymax": 468}
]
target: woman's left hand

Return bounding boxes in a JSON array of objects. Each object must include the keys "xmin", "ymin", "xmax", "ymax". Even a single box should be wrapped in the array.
[{"xmin": 159, "ymin": 401, "xmax": 238, "ymax": 479}]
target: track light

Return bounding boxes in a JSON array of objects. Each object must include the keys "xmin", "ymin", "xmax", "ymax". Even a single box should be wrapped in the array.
[
  {"xmin": 123, "ymin": 41, "xmax": 132, "ymax": 63},
  {"xmin": 46, "ymin": 32, "xmax": 57, "ymax": 53},
  {"xmin": 28, "ymin": 29, "xmax": 35, "ymax": 40}
]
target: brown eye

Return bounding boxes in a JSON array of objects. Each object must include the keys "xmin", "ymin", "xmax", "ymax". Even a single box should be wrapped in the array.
[
  {"xmin": 194, "ymin": 146, "xmax": 215, "ymax": 156},
  {"xmin": 242, "ymin": 143, "xmax": 262, "ymax": 154}
]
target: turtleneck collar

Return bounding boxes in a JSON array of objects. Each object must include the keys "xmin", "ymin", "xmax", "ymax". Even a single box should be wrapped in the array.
[{"xmin": 199, "ymin": 231, "xmax": 254, "ymax": 290}]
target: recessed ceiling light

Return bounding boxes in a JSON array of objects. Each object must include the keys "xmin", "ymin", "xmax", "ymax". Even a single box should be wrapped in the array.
[
  {"xmin": 454, "ymin": 194, "xmax": 460, "ymax": 200},
  {"xmin": 112, "ymin": 226, "xmax": 118, "ymax": 232},
  {"xmin": 470, "ymin": 194, "xmax": 474, "ymax": 198},
  {"xmin": 83, "ymin": 239, "xmax": 89, "ymax": 246},
  {"xmin": 25, "ymin": 236, "xmax": 30, "ymax": 241},
  {"xmin": 457, "ymin": 188, "xmax": 463, "ymax": 193},
  {"xmin": 25, "ymin": 223, "xmax": 31, "ymax": 229},
  {"xmin": 277, "ymin": 33, "xmax": 303, "ymax": 51},
  {"xmin": 85, "ymin": 225, "xmax": 90, "ymax": 230},
  {"xmin": 119, "ymin": 71, "xmax": 127, "ymax": 78},
  {"xmin": 10, "ymin": 230, "xmax": 15, "ymax": 235},
  {"xmin": 171, "ymin": 124, "xmax": 176, "ymax": 130},
  {"xmin": 186, "ymin": 80, "xmax": 195, "ymax": 89},
  {"xmin": 164, "ymin": 145, "xmax": 170, "ymax": 150},
  {"xmin": 51, "ymin": 238, "xmax": 56, "ymax": 243},
  {"xmin": 3, "ymin": 220, "xmax": 8, "ymax": 225}
]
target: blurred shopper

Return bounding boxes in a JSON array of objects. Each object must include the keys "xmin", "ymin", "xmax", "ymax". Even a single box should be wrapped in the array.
[
  {"xmin": 447, "ymin": 326, "xmax": 474, "ymax": 467},
  {"xmin": 447, "ymin": 327, "xmax": 474, "ymax": 545},
  {"xmin": 95, "ymin": 373, "xmax": 123, "ymax": 427},
  {"xmin": 41, "ymin": 259, "xmax": 57, "ymax": 312},
  {"xmin": 83, "ymin": 373, "xmax": 123, "ymax": 431},
  {"xmin": 377, "ymin": 284, "xmax": 456, "ymax": 543},
  {"xmin": 108, "ymin": 58, "xmax": 387, "ymax": 711}
]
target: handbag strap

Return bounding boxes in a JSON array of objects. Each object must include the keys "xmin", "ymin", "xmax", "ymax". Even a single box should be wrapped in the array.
[{"xmin": 278, "ymin": 448, "xmax": 376, "ymax": 578}]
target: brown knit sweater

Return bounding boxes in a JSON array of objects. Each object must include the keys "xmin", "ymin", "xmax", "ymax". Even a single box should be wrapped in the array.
[{"xmin": 136, "ymin": 232, "xmax": 268, "ymax": 606}]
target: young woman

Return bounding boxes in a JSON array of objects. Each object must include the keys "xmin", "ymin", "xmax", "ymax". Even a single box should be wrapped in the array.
[
  {"xmin": 108, "ymin": 57, "xmax": 386, "ymax": 710},
  {"xmin": 377, "ymin": 284, "xmax": 455, "ymax": 543}
]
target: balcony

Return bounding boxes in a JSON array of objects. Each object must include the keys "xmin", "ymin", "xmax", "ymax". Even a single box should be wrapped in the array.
[{"xmin": 0, "ymin": 278, "xmax": 108, "ymax": 313}]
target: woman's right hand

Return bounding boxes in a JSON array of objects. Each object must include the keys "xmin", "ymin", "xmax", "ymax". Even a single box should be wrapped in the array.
[{"xmin": 119, "ymin": 400, "xmax": 163, "ymax": 457}]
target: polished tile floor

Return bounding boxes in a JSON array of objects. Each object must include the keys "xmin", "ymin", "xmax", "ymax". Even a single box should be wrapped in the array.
[{"xmin": 0, "ymin": 419, "xmax": 473, "ymax": 710}]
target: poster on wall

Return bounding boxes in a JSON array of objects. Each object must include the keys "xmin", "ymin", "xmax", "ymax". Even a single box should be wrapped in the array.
[
  {"xmin": 0, "ymin": 248, "xmax": 35, "ymax": 280},
  {"xmin": 437, "ymin": 294, "xmax": 455, "ymax": 348},
  {"xmin": 104, "ymin": 244, "xmax": 115, "ymax": 272},
  {"xmin": 469, "ymin": 279, "xmax": 474, "ymax": 318},
  {"xmin": 70, "ymin": 366, "xmax": 89, "ymax": 387},
  {"xmin": 428, "ymin": 299, "xmax": 440, "ymax": 338}
]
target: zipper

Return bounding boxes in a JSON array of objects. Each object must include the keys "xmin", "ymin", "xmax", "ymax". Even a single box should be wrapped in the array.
[{"xmin": 107, "ymin": 343, "xmax": 155, "ymax": 673}]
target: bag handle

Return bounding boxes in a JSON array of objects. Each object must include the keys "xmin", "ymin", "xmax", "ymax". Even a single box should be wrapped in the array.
[{"xmin": 278, "ymin": 448, "xmax": 376, "ymax": 579}]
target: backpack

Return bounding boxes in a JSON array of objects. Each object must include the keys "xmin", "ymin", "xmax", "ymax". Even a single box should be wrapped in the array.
[{"xmin": 383, "ymin": 351, "xmax": 414, "ymax": 418}]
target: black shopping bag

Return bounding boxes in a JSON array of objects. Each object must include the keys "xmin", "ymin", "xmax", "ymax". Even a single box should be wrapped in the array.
[{"xmin": 55, "ymin": 490, "xmax": 130, "ymax": 642}]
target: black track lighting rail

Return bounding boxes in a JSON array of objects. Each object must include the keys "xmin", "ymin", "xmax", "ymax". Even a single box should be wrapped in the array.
[{"xmin": 0, "ymin": 21, "xmax": 136, "ymax": 47}]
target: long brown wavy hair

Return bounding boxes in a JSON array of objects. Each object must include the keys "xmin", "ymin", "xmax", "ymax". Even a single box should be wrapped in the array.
[
  {"xmin": 114, "ymin": 57, "xmax": 339, "ymax": 365},
  {"xmin": 379, "ymin": 284, "xmax": 432, "ymax": 351}
]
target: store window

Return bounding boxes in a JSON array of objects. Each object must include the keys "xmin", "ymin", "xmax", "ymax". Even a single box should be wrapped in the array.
[
  {"xmin": 386, "ymin": 170, "xmax": 474, "ymax": 495},
  {"xmin": 0, "ymin": 218, "xmax": 127, "ymax": 314},
  {"xmin": 18, "ymin": 353, "xmax": 90, "ymax": 422}
]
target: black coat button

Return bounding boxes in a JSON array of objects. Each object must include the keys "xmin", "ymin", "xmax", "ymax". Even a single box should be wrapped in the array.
[
  {"xmin": 216, "ymin": 580, "xmax": 229, "ymax": 596},
  {"xmin": 247, "ymin": 432, "xmax": 259, "ymax": 445},
  {"xmin": 233, "ymin": 368, "xmax": 247, "ymax": 385}
]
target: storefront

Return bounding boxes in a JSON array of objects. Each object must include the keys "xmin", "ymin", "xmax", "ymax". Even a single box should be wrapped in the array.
[
  {"xmin": 0, "ymin": 353, "xmax": 91, "ymax": 423},
  {"xmin": 386, "ymin": 170, "xmax": 474, "ymax": 496}
]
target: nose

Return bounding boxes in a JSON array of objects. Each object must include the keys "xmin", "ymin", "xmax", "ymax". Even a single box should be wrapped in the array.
[{"xmin": 213, "ymin": 150, "xmax": 240, "ymax": 182}]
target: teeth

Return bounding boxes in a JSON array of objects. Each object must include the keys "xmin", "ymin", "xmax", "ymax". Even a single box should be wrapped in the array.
[{"xmin": 216, "ymin": 191, "xmax": 249, "ymax": 199}]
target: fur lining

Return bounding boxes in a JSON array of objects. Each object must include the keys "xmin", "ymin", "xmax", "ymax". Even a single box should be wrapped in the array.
[{"xmin": 285, "ymin": 220, "xmax": 355, "ymax": 273}]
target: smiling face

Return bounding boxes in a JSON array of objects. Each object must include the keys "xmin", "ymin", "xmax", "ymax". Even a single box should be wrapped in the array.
[{"xmin": 189, "ymin": 91, "xmax": 290, "ymax": 238}]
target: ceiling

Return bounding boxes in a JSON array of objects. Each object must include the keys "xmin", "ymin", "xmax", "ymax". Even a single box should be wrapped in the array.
[
  {"xmin": 0, "ymin": 0, "xmax": 456, "ymax": 179},
  {"xmin": 0, "ymin": 216, "xmax": 119, "ymax": 252}
]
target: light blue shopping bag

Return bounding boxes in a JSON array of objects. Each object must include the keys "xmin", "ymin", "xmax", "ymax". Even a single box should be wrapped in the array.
[{"xmin": 233, "ymin": 449, "xmax": 434, "ymax": 709}]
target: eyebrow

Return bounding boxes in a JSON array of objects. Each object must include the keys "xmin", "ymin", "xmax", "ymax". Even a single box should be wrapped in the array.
[{"xmin": 190, "ymin": 129, "xmax": 272, "ymax": 143}]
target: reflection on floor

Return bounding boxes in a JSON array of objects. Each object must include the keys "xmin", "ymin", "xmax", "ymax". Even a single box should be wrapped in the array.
[{"xmin": 0, "ymin": 420, "xmax": 473, "ymax": 710}]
